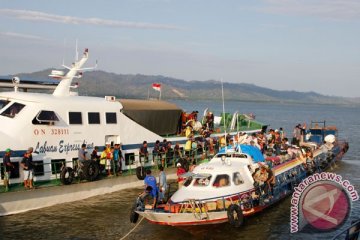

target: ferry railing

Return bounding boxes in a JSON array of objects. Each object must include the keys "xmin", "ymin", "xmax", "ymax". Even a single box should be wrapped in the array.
[{"xmin": 1, "ymin": 148, "xmax": 217, "ymax": 193}]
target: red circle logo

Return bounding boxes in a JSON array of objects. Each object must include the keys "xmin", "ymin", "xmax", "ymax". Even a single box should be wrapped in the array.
[{"xmin": 301, "ymin": 182, "xmax": 350, "ymax": 231}]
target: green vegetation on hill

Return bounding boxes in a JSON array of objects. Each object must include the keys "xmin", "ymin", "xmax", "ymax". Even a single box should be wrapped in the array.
[{"xmin": 7, "ymin": 69, "xmax": 359, "ymax": 105}]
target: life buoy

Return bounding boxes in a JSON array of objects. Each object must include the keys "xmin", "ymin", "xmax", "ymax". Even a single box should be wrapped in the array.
[
  {"xmin": 136, "ymin": 166, "xmax": 146, "ymax": 180},
  {"xmin": 60, "ymin": 167, "xmax": 74, "ymax": 185},
  {"xmin": 227, "ymin": 204, "xmax": 244, "ymax": 228},
  {"xmin": 130, "ymin": 204, "xmax": 139, "ymax": 223}
]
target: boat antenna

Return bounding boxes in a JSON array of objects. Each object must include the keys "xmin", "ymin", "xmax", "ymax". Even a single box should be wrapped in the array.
[
  {"xmin": 52, "ymin": 47, "xmax": 97, "ymax": 97},
  {"xmin": 221, "ymin": 79, "xmax": 227, "ymax": 147},
  {"xmin": 75, "ymin": 39, "xmax": 79, "ymax": 61}
]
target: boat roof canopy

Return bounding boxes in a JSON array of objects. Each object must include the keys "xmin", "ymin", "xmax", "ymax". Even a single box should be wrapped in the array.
[{"xmin": 119, "ymin": 99, "xmax": 182, "ymax": 136}]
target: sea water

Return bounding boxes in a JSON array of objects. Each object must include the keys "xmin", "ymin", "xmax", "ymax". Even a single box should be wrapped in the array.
[{"xmin": 0, "ymin": 100, "xmax": 359, "ymax": 240}]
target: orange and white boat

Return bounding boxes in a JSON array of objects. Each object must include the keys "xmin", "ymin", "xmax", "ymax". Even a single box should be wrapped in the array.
[{"xmin": 132, "ymin": 135, "xmax": 349, "ymax": 227}]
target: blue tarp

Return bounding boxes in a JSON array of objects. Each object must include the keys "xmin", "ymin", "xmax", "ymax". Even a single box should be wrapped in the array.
[
  {"xmin": 239, "ymin": 145, "xmax": 264, "ymax": 162},
  {"xmin": 219, "ymin": 144, "xmax": 265, "ymax": 162}
]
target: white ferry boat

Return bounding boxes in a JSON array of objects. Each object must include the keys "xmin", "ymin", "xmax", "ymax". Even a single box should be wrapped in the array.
[{"xmin": 0, "ymin": 48, "xmax": 264, "ymax": 187}]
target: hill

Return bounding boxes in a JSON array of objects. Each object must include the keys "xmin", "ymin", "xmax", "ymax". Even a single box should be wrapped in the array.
[{"xmin": 4, "ymin": 69, "xmax": 359, "ymax": 105}]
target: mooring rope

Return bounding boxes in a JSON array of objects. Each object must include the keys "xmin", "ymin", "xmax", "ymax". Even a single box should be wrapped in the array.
[{"xmin": 119, "ymin": 216, "xmax": 145, "ymax": 240}]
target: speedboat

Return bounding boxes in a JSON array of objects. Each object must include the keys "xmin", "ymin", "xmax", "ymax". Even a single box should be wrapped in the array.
[{"xmin": 133, "ymin": 129, "xmax": 349, "ymax": 227}]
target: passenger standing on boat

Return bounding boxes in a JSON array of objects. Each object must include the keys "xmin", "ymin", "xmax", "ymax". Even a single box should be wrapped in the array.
[
  {"xmin": 184, "ymin": 138, "xmax": 192, "ymax": 160},
  {"xmin": 185, "ymin": 123, "xmax": 193, "ymax": 139},
  {"xmin": 118, "ymin": 144, "xmax": 124, "ymax": 174},
  {"xmin": 160, "ymin": 139, "xmax": 167, "ymax": 167},
  {"xmin": 176, "ymin": 163, "xmax": 186, "ymax": 188},
  {"xmin": 77, "ymin": 143, "xmax": 88, "ymax": 171},
  {"xmin": 139, "ymin": 141, "xmax": 149, "ymax": 164},
  {"xmin": 100, "ymin": 144, "xmax": 112, "ymax": 176},
  {"xmin": 165, "ymin": 141, "xmax": 174, "ymax": 166},
  {"xmin": 144, "ymin": 169, "xmax": 158, "ymax": 208},
  {"xmin": 279, "ymin": 127, "xmax": 285, "ymax": 139},
  {"xmin": 21, "ymin": 148, "xmax": 34, "ymax": 189},
  {"xmin": 106, "ymin": 147, "xmax": 114, "ymax": 176},
  {"xmin": 2, "ymin": 148, "xmax": 14, "ymax": 191},
  {"xmin": 300, "ymin": 122, "xmax": 307, "ymax": 144},
  {"xmin": 274, "ymin": 131, "xmax": 282, "ymax": 155},
  {"xmin": 78, "ymin": 144, "xmax": 88, "ymax": 161},
  {"xmin": 91, "ymin": 147, "xmax": 100, "ymax": 161},
  {"xmin": 152, "ymin": 140, "xmax": 160, "ymax": 163},
  {"xmin": 174, "ymin": 143, "xmax": 182, "ymax": 164},
  {"xmin": 292, "ymin": 125, "xmax": 301, "ymax": 146},
  {"xmin": 113, "ymin": 144, "xmax": 120, "ymax": 175},
  {"xmin": 158, "ymin": 166, "xmax": 167, "ymax": 203}
]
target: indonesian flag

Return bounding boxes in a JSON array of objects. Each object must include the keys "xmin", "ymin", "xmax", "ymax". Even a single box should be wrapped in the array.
[{"xmin": 152, "ymin": 83, "xmax": 161, "ymax": 91}]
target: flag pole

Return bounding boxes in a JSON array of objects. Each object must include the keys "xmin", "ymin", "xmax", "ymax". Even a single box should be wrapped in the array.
[
  {"xmin": 221, "ymin": 79, "xmax": 227, "ymax": 147},
  {"xmin": 159, "ymin": 87, "xmax": 162, "ymax": 100}
]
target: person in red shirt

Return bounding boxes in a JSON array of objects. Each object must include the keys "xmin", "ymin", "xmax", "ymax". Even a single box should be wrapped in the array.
[{"xmin": 176, "ymin": 163, "xmax": 186, "ymax": 189}]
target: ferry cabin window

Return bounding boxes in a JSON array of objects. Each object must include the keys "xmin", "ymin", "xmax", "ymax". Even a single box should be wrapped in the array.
[
  {"xmin": 106, "ymin": 112, "xmax": 117, "ymax": 124},
  {"xmin": 1, "ymin": 102, "xmax": 25, "ymax": 118},
  {"xmin": 193, "ymin": 175, "xmax": 212, "ymax": 187},
  {"xmin": 233, "ymin": 172, "xmax": 244, "ymax": 185},
  {"xmin": 69, "ymin": 112, "xmax": 82, "ymax": 124},
  {"xmin": 32, "ymin": 110, "xmax": 59, "ymax": 125},
  {"xmin": 0, "ymin": 100, "xmax": 10, "ymax": 111},
  {"xmin": 213, "ymin": 174, "xmax": 230, "ymax": 188},
  {"xmin": 88, "ymin": 112, "xmax": 100, "ymax": 124}
]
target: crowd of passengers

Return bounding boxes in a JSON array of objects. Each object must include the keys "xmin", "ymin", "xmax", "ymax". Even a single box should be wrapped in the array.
[{"xmin": 137, "ymin": 110, "xmax": 320, "ymax": 206}]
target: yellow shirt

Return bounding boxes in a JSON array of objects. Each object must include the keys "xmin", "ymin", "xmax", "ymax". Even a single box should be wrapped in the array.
[
  {"xmin": 185, "ymin": 140, "xmax": 192, "ymax": 151},
  {"xmin": 101, "ymin": 147, "xmax": 112, "ymax": 159},
  {"xmin": 185, "ymin": 127, "xmax": 192, "ymax": 138}
]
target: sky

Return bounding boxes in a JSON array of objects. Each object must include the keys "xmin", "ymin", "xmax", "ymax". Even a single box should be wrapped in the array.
[{"xmin": 0, "ymin": 0, "xmax": 359, "ymax": 98}]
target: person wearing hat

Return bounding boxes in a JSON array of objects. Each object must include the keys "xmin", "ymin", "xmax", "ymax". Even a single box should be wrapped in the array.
[
  {"xmin": 2, "ymin": 148, "xmax": 14, "ymax": 191},
  {"xmin": 21, "ymin": 147, "xmax": 34, "ymax": 189},
  {"xmin": 176, "ymin": 163, "xmax": 186, "ymax": 189}
]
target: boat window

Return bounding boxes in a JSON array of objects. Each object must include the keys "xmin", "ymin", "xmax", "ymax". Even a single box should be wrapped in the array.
[
  {"xmin": 213, "ymin": 174, "xmax": 230, "ymax": 188},
  {"xmin": 193, "ymin": 175, "xmax": 212, "ymax": 187},
  {"xmin": 0, "ymin": 100, "xmax": 10, "ymax": 111},
  {"xmin": 232, "ymin": 153, "xmax": 247, "ymax": 158},
  {"xmin": 183, "ymin": 176, "xmax": 193, "ymax": 187},
  {"xmin": 106, "ymin": 112, "xmax": 117, "ymax": 124},
  {"xmin": 69, "ymin": 112, "xmax": 82, "ymax": 124},
  {"xmin": 233, "ymin": 172, "xmax": 244, "ymax": 185},
  {"xmin": 88, "ymin": 112, "xmax": 100, "ymax": 124},
  {"xmin": 32, "ymin": 110, "xmax": 59, "ymax": 125},
  {"xmin": 1, "ymin": 102, "xmax": 25, "ymax": 118}
]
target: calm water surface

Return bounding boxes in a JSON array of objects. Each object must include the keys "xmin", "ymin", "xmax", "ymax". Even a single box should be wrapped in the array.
[{"xmin": 0, "ymin": 100, "xmax": 359, "ymax": 240}]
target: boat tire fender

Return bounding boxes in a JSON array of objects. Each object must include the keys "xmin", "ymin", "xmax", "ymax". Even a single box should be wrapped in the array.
[
  {"xmin": 60, "ymin": 167, "xmax": 74, "ymax": 185},
  {"xmin": 83, "ymin": 160, "xmax": 100, "ymax": 182},
  {"xmin": 136, "ymin": 166, "xmax": 146, "ymax": 180},
  {"xmin": 227, "ymin": 204, "xmax": 244, "ymax": 228},
  {"xmin": 130, "ymin": 205, "xmax": 139, "ymax": 223}
]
